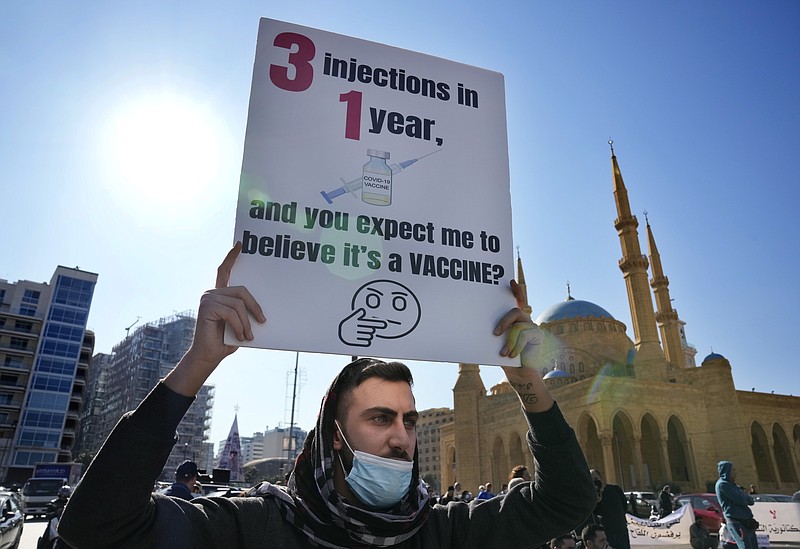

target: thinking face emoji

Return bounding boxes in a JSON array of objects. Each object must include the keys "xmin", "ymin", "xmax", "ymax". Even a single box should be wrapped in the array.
[{"xmin": 350, "ymin": 280, "xmax": 421, "ymax": 339}]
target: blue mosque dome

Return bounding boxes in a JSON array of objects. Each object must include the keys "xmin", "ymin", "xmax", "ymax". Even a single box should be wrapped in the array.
[
  {"xmin": 702, "ymin": 352, "xmax": 726, "ymax": 363},
  {"xmin": 543, "ymin": 369, "xmax": 572, "ymax": 380},
  {"xmin": 536, "ymin": 299, "xmax": 615, "ymax": 324}
]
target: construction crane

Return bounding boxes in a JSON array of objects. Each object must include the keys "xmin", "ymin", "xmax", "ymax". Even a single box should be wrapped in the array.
[{"xmin": 125, "ymin": 316, "xmax": 141, "ymax": 338}]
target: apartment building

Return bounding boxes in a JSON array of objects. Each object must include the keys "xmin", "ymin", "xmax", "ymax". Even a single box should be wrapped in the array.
[{"xmin": 0, "ymin": 266, "xmax": 97, "ymax": 483}]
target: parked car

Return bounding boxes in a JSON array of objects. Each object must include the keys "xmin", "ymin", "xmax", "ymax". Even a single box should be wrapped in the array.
[
  {"xmin": 753, "ymin": 493, "xmax": 793, "ymax": 502},
  {"xmin": 0, "ymin": 493, "xmax": 23, "ymax": 549},
  {"xmin": 674, "ymin": 493, "xmax": 723, "ymax": 537},
  {"xmin": 198, "ymin": 484, "xmax": 244, "ymax": 498},
  {"xmin": 624, "ymin": 491, "xmax": 658, "ymax": 518}
]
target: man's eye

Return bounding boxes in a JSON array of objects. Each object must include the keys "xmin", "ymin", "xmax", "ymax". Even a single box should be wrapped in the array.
[
  {"xmin": 404, "ymin": 419, "xmax": 417, "ymax": 429},
  {"xmin": 372, "ymin": 415, "xmax": 388, "ymax": 424}
]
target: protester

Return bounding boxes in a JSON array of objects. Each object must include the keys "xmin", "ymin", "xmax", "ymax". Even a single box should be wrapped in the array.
[
  {"xmin": 628, "ymin": 492, "xmax": 637, "ymax": 516},
  {"xmin": 588, "ymin": 469, "xmax": 630, "ymax": 549},
  {"xmin": 510, "ymin": 465, "xmax": 532, "ymax": 482},
  {"xmin": 439, "ymin": 486, "xmax": 456, "ymax": 505},
  {"xmin": 581, "ymin": 524, "xmax": 608, "ymax": 549},
  {"xmin": 452, "ymin": 481, "xmax": 463, "ymax": 501},
  {"xmin": 715, "ymin": 461, "xmax": 758, "ymax": 549},
  {"xmin": 59, "ymin": 244, "xmax": 595, "ymax": 548},
  {"xmin": 658, "ymin": 484, "xmax": 673, "ymax": 518},
  {"xmin": 476, "ymin": 482, "xmax": 495, "ymax": 500},
  {"xmin": 162, "ymin": 460, "xmax": 198, "ymax": 501},
  {"xmin": 551, "ymin": 534, "xmax": 577, "ymax": 549},
  {"xmin": 690, "ymin": 515, "xmax": 715, "ymax": 549}
]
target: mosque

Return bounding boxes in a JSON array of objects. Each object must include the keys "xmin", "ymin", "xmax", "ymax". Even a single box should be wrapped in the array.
[{"xmin": 439, "ymin": 145, "xmax": 800, "ymax": 496}]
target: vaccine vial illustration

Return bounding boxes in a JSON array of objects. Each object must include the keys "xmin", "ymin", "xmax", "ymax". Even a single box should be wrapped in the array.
[{"xmin": 361, "ymin": 149, "xmax": 392, "ymax": 206}]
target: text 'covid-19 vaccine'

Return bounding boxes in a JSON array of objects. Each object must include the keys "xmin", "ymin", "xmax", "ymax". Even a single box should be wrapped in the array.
[{"xmin": 361, "ymin": 149, "xmax": 392, "ymax": 206}]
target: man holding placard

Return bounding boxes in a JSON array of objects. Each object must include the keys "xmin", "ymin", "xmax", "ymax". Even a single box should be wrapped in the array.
[{"xmin": 59, "ymin": 244, "xmax": 595, "ymax": 548}]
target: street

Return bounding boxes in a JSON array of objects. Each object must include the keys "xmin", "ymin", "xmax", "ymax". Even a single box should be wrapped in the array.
[{"xmin": 18, "ymin": 518, "xmax": 47, "ymax": 549}]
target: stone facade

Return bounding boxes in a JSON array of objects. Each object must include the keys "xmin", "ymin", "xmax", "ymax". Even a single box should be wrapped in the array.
[{"xmin": 440, "ymin": 148, "xmax": 800, "ymax": 496}]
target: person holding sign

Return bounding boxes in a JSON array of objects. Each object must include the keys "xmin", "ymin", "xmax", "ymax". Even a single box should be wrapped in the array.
[{"xmin": 59, "ymin": 244, "xmax": 595, "ymax": 548}]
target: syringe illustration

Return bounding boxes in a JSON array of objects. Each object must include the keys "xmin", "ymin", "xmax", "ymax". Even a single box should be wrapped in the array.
[{"xmin": 320, "ymin": 149, "xmax": 442, "ymax": 204}]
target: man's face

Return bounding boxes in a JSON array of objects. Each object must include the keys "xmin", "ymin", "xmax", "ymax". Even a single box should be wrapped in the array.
[
  {"xmin": 559, "ymin": 538, "xmax": 577, "ymax": 549},
  {"xmin": 333, "ymin": 377, "xmax": 418, "ymax": 464},
  {"xmin": 591, "ymin": 470, "xmax": 605, "ymax": 500},
  {"xmin": 586, "ymin": 531, "xmax": 608, "ymax": 549}
]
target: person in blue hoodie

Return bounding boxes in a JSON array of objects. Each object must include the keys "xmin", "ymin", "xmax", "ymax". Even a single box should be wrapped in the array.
[{"xmin": 715, "ymin": 461, "xmax": 757, "ymax": 549}]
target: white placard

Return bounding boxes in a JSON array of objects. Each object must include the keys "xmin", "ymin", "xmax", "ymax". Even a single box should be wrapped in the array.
[
  {"xmin": 752, "ymin": 501, "xmax": 800, "ymax": 546},
  {"xmin": 628, "ymin": 504, "xmax": 693, "ymax": 546},
  {"xmin": 227, "ymin": 18, "xmax": 517, "ymax": 366}
]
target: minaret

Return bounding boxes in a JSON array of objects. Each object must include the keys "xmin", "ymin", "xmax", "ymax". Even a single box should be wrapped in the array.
[
  {"xmin": 610, "ymin": 141, "xmax": 665, "ymax": 376},
  {"xmin": 645, "ymin": 214, "xmax": 686, "ymax": 368}
]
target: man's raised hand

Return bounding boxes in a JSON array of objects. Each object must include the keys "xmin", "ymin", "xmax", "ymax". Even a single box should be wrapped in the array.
[{"xmin": 165, "ymin": 243, "xmax": 266, "ymax": 396}]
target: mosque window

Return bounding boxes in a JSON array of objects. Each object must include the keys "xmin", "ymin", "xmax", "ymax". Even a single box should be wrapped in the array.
[
  {"xmin": 579, "ymin": 362, "xmax": 585, "ymax": 372},
  {"xmin": 569, "ymin": 355, "xmax": 574, "ymax": 361},
  {"xmin": 585, "ymin": 322, "xmax": 592, "ymax": 331},
  {"xmin": 570, "ymin": 323, "xmax": 577, "ymax": 332},
  {"xmin": 597, "ymin": 323, "xmax": 604, "ymax": 331},
  {"xmin": 610, "ymin": 324, "xmax": 616, "ymax": 332},
  {"xmin": 580, "ymin": 375, "xmax": 585, "ymax": 380},
  {"xmin": 569, "ymin": 364, "xmax": 575, "ymax": 374}
]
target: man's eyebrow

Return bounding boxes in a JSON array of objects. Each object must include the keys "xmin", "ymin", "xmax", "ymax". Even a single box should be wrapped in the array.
[
  {"xmin": 360, "ymin": 406, "xmax": 397, "ymax": 418},
  {"xmin": 360, "ymin": 407, "xmax": 419, "ymax": 422}
]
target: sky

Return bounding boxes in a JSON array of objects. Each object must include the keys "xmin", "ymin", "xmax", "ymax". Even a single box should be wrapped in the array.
[{"xmin": 2, "ymin": 1, "xmax": 798, "ymax": 448}]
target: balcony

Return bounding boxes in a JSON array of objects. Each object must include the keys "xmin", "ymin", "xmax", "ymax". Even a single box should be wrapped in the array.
[
  {"xmin": 0, "ymin": 324, "xmax": 40, "ymax": 338},
  {"xmin": 0, "ymin": 307, "xmax": 45, "ymax": 321},
  {"xmin": 0, "ymin": 342, "xmax": 33, "ymax": 357},
  {"xmin": 0, "ymin": 399, "xmax": 23, "ymax": 410},
  {"xmin": 0, "ymin": 360, "xmax": 30, "ymax": 373}
]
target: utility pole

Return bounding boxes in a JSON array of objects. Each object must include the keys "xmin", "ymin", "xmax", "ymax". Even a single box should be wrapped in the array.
[{"xmin": 287, "ymin": 352, "xmax": 299, "ymax": 463}]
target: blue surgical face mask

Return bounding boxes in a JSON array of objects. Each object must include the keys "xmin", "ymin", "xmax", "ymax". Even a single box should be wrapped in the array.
[{"xmin": 335, "ymin": 420, "xmax": 413, "ymax": 509}]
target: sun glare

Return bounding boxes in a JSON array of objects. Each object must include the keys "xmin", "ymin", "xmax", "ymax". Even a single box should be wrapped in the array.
[{"xmin": 108, "ymin": 95, "xmax": 222, "ymax": 209}]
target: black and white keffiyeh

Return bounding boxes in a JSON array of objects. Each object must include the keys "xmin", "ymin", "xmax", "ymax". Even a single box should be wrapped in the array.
[{"xmin": 247, "ymin": 358, "xmax": 430, "ymax": 548}]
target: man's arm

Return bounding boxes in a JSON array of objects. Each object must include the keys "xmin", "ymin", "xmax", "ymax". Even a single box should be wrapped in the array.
[
  {"xmin": 495, "ymin": 280, "xmax": 554, "ymax": 414},
  {"xmin": 434, "ymin": 279, "xmax": 594, "ymax": 547},
  {"xmin": 59, "ymin": 244, "xmax": 267, "ymax": 547},
  {"xmin": 718, "ymin": 481, "xmax": 752, "ymax": 507},
  {"xmin": 163, "ymin": 242, "xmax": 265, "ymax": 397}
]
